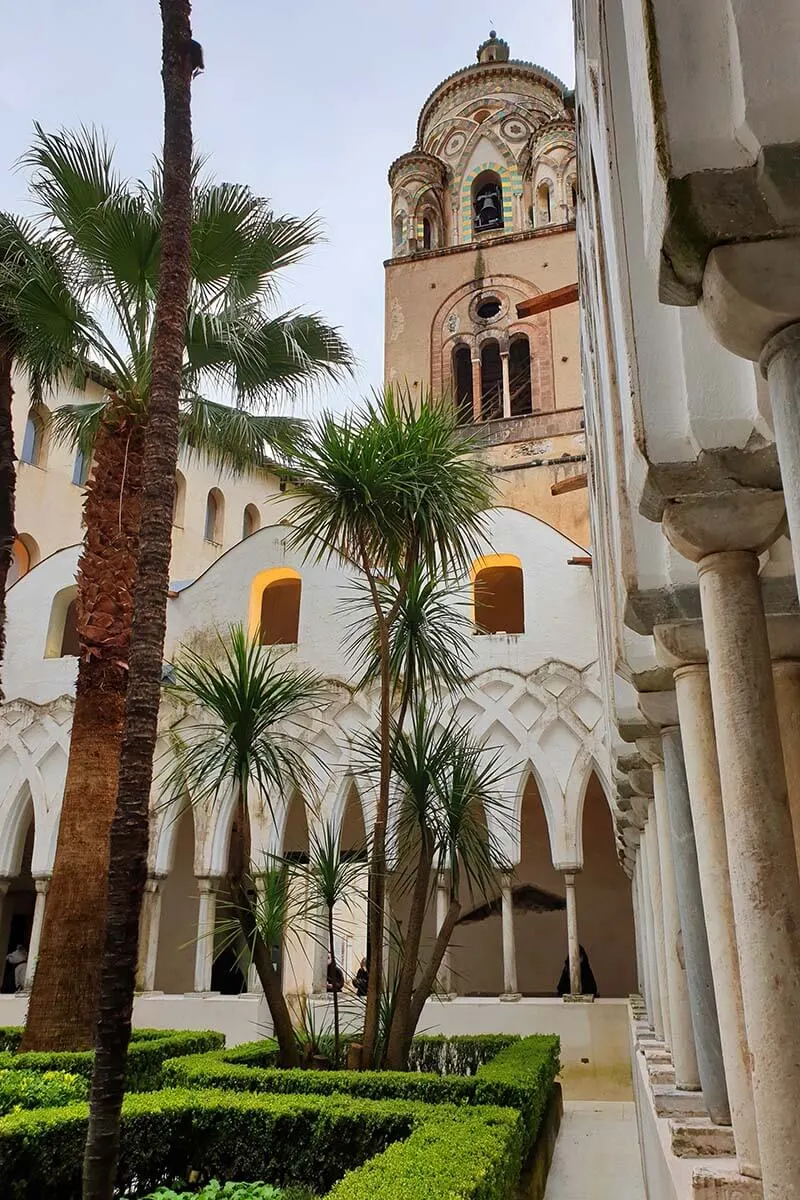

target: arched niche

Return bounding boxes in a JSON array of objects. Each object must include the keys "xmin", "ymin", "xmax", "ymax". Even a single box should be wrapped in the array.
[
  {"xmin": 242, "ymin": 503, "xmax": 260, "ymax": 539},
  {"xmin": 7, "ymin": 534, "xmax": 39, "ymax": 587},
  {"xmin": 509, "ymin": 335, "xmax": 532, "ymax": 415},
  {"xmin": 472, "ymin": 554, "xmax": 525, "ymax": 635},
  {"xmin": 20, "ymin": 408, "xmax": 48, "ymax": 468},
  {"xmin": 44, "ymin": 585, "xmax": 79, "ymax": 658},
  {"xmin": 154, "ymin": 804, "xmax": 199, "ymax": 994},
  {"xmin": 452, "ymin": 344, "xmax": 474, "ymax": 424},
  {"xmin": 248, "ymin": 567, "xmax": 302, "ymax": 646},
  {"xmin": 173, "ymin": 471, "xmax": 186, "ymax": 528},
  {"xmin": 480, "ymin": 340, "xmax": 503, "ymax": 420},
  {"xmin": 204, "ymin": 487, "xmax": 224, "ymax": 545}
]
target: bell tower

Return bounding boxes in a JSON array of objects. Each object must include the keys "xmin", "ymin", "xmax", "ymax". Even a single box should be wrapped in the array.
[{"xmin": 384, "ymin": 34, "xmax": 588, "ymax": 546}]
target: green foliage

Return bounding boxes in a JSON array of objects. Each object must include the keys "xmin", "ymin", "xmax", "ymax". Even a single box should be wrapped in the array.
[
  {"xmin": 407, "ymin": 1035, "xmax": 519, "ymax": 1077},
  {"xmin": 0, "ymin": 1069, "xmax": 86, "ymax": 1115},
  {"xmin": 0, "ymin": 1088, "xmax": 417, "ymax": 1199},
  {"xmin": 0, "ymin": 1029, "xmax": 223, "ymax": 1092},
  {"xmin": 142, "ymin": 1182, "xmax": 299, "ymax": 1200},
  {"xmin": 162, "ymin": 1034, "xmax": 559, "ymax": 1151},
  {"xmin": 0, "ymin": 1030, "xmax": 23, "ymax": 1054},
  {"xmin": 327, "ymin": 1107, "xmax": 522, "ymax": 1200}
]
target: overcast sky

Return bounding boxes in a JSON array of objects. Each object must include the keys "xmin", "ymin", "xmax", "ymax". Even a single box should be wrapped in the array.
[{"xmin": 0, "ymin": 1, "xmax": 574, "ymax": 413}]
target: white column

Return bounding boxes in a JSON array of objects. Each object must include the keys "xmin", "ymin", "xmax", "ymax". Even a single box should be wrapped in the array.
[
  {"xmin": 193, "ymin": 877, "xmax": 218, "ymax": 993},
  {"xmin": 639, "ymin": 828, "xmax": 663, "ymax": 1037},
  {"xmin": 24, "ymin": 877, "xmax": 50, "ymax": 991},
  {"xmin": 675, "ymin": 663, "xmax": 760, "ymax": 1177},
  {"xmin": 634, "ymin": 856, "xmax": 651, "ymax": 1014},
  {"xmin": 471, "ymin": 357, "xmax": 482, "ymax": 423},
  {"xmin": 653, "ymin": 762, "xmax": 700, "ymax": 1090},
  {"xmin": 136, "ymin": 875, "xmax": 165, "ymax": 992},
  {"xmin": 761, "ymin": 325, "xmax": 800, "ymax": 590},
  {"xmin": 644, "ymin": 805, "xmax": 672, "ymax": 1050},
  {"xmin": 500, "ymin": 351, "xmax": 512, "ymax": 420},
  {"xmin": 500, "ymin": 871, "xmax": 519, "ymax": 999},
  {"xmin": 631, "ymin": 863, "xmax": 645, "ymax": 997},
  {"xmin": 436, "ymin": 873, "xmax": 453, "ymax": 996},
  {"xmin": 247, "ymin": 875, "xmax": 266, "ymax": 993},
  {"xmin": 563, "ymin": 872, "xmax": 581, "ymax": 995}
]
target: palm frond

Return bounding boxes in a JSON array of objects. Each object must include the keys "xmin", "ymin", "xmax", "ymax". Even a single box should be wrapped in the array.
[
  {"xmin": 49, "ymin": 400, "xmax": 108, "ymax": 456},
  {"xmin": 179, "ymin": 395, "xmax": 306, "ymax": 476},
  {"xmin": 162, "ymin": 624, "xmax": 331, "ymax": 819}
]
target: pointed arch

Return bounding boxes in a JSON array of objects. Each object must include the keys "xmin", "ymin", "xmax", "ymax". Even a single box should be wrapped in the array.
[
  {"xmin": 511, "ymin": 756, "xmax": 563, "ymax": 867},
  {"xmin": 152, "ymin": 790, "xmax": 193, "ymax": 876},
  {"xmin": 0, "ymin": 784, "xmax": 35, "ymax": 877}
]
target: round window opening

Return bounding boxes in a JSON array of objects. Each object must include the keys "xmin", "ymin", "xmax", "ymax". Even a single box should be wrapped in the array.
[{"xmin": 477, "ymin": 297, "xmax": 501, "ymax": 320}]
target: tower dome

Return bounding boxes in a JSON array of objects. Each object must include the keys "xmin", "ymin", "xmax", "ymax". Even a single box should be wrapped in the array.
[{"xmin": 477, "ymin": 31, "xmax": 510, "ymax": 64}]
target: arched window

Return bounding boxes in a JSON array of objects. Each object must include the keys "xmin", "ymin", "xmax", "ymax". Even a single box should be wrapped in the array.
[
  {"xmin": 422, "ymin": 217, "xmax": 433, "ymax": 250},
  {"xmin": 249, "ymin": 568, "xmax": 302, "ymax": 646},
  {"xmin": 473, "ymin": 555, "xmax": 525, "ymax": 635},
  {"xmin": 72, "ymin": 449, "xmax": 90, "ymax": 487},
  {"xmin": 480, "ymin": 341, "xmax": 503, "ymax": 421},
  {"xmin": 242, "ymin": 503, "xmax": 260, "ymax": 539},
  {"xmin": 44, "ymin": 585, "xmax": 80, "ymax": 658},
  {"xmin": 509, "ymin": 336, "xmax": 533, "ymax": 416},
  {"xmin": 20, "ymin": 409, "xmax": 45, "ymax": 467},
  {"xmin": 173, "ymin": 471, "xmax": 186, "ymax": 528},
  {"xmin": 7, "ymin": 535, "xmax": 37, "ymax": 587},
  {"xmin": 204, "ymin": 488, "xmax": 224, "ymax": 544},
  {"xmin": 472, "ymin": 171, "xmax": 504, "ymax": 233},
  {"xmin": 452, "ymin": 345, "xmax": 474, "ymax": 425},
  {"xmin": 537, "ymin": 181, "xmax": 552, "ymax": 226},
  {"xmin": 569, "ymin": 181, "xmax": 578, "ymax": 214},
  {"xmin": 392, "ymin": 212, "xmax": 406, "ymax": 250}
]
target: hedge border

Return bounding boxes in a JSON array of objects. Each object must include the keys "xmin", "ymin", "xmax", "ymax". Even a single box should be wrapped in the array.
[
  {"xmin": 0, "ymin": 1029, "xmax": 225, "ymax": 1093},
  {"xmin": 163, "ymin": 1034, "xmax": 560, "ymax": 1152},
  {"xmin": 0, "ymin": 1087, "xmax": 523, "ymax": 1200}
]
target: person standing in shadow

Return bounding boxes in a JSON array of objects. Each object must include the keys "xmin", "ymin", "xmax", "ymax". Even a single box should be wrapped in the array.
[{"xmin": 556, "ymin": 944, "xmax": 598, "ymax": 996}]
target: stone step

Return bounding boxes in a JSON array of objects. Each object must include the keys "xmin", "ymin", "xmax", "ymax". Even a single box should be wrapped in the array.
[
  {"xmin": 643, "ymin": 1047, "xmax": 673, "ymax": 1064},
  {"xmin": 653, "ymin": 1087, "xmax": 708, "ymax": 1118},
  {"xmin": 692, "ymin": 1166, "xmax": 763, "ymax": 1198},
  {"xmin": 671, "ymin": 1120, "xmax": 736, "ymax": 1158}
]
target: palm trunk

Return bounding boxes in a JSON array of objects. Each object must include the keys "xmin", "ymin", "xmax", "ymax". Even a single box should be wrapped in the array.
[
  {"xmin": 0, "ymin": 348, "xmax": 16, "ymax": 693},
  {"xmin": 228, "ymin": 783, "xmax": 298, "ymax": 1066},
  {"xmin": 81, "ymin": 7, "xmax": 193, "ymax": 1196},
  {"xmin": 404, "ymin": 896, "xmax": 460, "ymax": 1059},
  {"xmin": 328, "ymin": 906, "xmax": 340, "ymax": 1067},
  {"xmin": 361, "ymin": 613, "xmax": 390, "ymax": 1065},
  {"xmin": 384, "ymin": 835, "xmax": 433, "ymax": 1069},
  {"xmin": 22, "ymin": 412, "xmax": 143, "ymax": 1052}
]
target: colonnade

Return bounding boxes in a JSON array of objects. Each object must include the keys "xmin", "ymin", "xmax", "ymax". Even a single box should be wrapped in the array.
[{"xmin": 625, "ymin": 490, "xmax": 800, "ymax": 1195}]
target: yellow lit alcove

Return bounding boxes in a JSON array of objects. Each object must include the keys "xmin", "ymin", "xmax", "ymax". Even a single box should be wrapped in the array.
[
  {"xmin": 472, "ymin": 553, "xmax": 524, "ymax": 635},
  {"xmin": 248, "ymin": 567, "xmax": 302, "ymax": 646}
]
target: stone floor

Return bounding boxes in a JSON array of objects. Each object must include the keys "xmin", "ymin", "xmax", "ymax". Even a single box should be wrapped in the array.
[{"xmin": 543, "ymin": 1100, "xmax": 645, "ymax": 1199}]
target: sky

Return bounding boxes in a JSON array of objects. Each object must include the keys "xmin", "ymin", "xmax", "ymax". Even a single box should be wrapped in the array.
[{"xmin": 0, "ymin": 1, "xmax": 575, "ymax": 414}]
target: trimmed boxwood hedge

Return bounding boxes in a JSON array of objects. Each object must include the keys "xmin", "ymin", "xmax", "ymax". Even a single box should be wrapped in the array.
[
  {"xmin": 0, "ymin": 1087, "xmax": 523, "ymax": 1200},
  {"xmin": 0, "ymin": 1029, "xmax": 224, "ymax": 1093},
  {"xmin": 163, "ymin": 1034, "xmax": 560, "ymax": 1152},
  {"xmin": 0, "ymin": 1069, "xmax": 87, "ymax": 1115}
]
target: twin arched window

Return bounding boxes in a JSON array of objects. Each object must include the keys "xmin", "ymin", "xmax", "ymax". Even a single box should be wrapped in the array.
[{"xmin": 473, "ymin": 555, "xmax": 525, "ymax": 635}]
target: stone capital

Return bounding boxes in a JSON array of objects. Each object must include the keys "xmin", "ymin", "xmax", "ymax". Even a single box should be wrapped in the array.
[
  {"xmin": 635, "ymin": 737, "xmax": 664, "ymax": 767},
  {"xmin": 663, "ymin": 490, "xmax": 786, "ymax": 562},
  {"xmin": 637, "ymin": 689, "xmax": 679, "ymax": 729},
  {"xmin": 656, "ymin": 613, "xmax": 800, "ymax": 667},
  {"xmin": 701, "ymin": 239, "xmax": 800, "ymax": 363}
]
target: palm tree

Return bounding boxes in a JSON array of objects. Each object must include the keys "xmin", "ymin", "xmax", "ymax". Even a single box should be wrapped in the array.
[
  {"xmin": 82, "ymin": 6, "xmax": 195, "ymax": 1196},
  {"xmin": 384, "ymin": 705, "xmax": 511, "ymax": 1068},
  {"xmin": 20, "ymin": 126, "xmax": 352, "ymax": 1051},
  {"xmin": 0, "ymin": 216, "xmax": 90, "ymax": 685},
  {"xmin": 286, "ymin": 389, "xmax": 493, "ymax": 1063},
  {"xmin": 163, "ymin": 625, "xmax": 330, "ymax": 1067}
]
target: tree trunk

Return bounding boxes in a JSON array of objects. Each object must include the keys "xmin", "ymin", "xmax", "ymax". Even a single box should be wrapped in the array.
[
  {"xmin": 404, "ymin": 897, "xmax": 460, "ymax": 1060},
  {"xmin": 328, "ymin": 906, "xmax": 340, "ymax": 1067},
  {"xmin": 0, "ymin": 349, "xmax": 16, "ymax": 695},
  {"xmin": 361, "ymin": 613, "xmax": 390, "ymax": 1065},
  {"xmin": 227, "ymin": 784, "xmax": 298, "ymax": 1068},
  {"xmin": 81, "ymin": 6, "xmax": 193, "ymax": 1197},
  {"xmin": 22, "ymin": 412, "xmax": 144, "ymax": 1052},
  {"xmin": 384, "ymin": 836, "xmax": 433, "ymax": 1069}
]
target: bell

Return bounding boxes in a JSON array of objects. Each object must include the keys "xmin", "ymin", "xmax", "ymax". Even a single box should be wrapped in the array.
[{"xmin": 475, "ymin": 187, "xmax": 501, "ymax": 228}]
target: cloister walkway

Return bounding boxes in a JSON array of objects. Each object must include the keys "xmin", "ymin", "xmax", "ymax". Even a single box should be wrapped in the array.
[{"xmin": 543, "ymin": 1100, "xmax": 645, "ymax": 1200}]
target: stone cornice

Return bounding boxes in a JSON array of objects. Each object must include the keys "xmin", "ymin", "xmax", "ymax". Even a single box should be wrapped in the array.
[{"xmin": 383, "ymin": 220, "xmax": 575, "ymax": 269}]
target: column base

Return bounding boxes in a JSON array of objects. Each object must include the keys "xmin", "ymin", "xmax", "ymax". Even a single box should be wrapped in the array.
[
  {"xmin": 434, "ymin": 992, "xmax": 458, "ymax": 1002},
  {"xmin": 499, "ymin": 991, "xmax": 521, "ymax": 1002},
  {"xmin": 562, "ymin": 993, "xmax": 595, "ymax": 1003},
  {"xmin": 692, "ymin": 1166, "xmax": 763, "ymax": 1197}
]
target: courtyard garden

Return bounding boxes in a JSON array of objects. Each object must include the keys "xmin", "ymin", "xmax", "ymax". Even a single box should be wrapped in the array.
[{"xmin": 0, "ymin": 1028, "xmax": 560, "ymax": 1199}]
